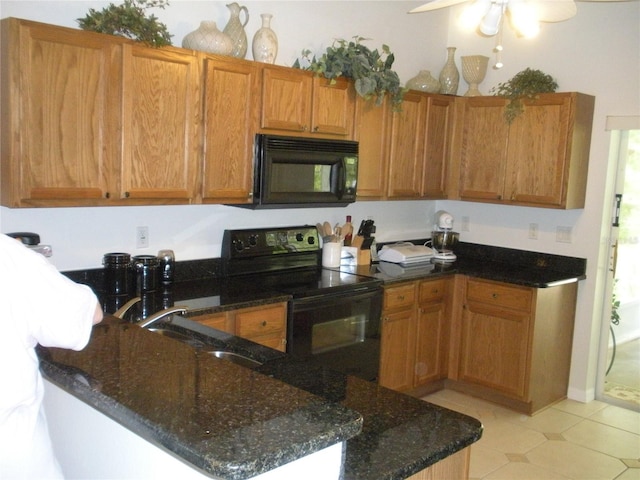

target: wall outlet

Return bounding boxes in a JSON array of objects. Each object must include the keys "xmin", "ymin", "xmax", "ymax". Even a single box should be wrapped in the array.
[
  {"xmin": 528, "ymin": 223, "xmax": 538, "ymax": 240},
  {"xmin": 461, "ymin": 216, "xmax": 470, "ymax": 232},
  {"xmin": 136, "ymin": 226, "xmax": 149, "ymax": 249},
  {"xmin": 556, "ymin": 226, "xmax": 573, "ymax": 243}
]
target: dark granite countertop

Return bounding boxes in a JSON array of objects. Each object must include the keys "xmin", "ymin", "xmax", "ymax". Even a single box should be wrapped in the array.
[
  {"xmin": 39, "ymin": 316, "xmax": 482, "ymax": 480},
  {"xmin": 344, "ymin": 241, "xmax": 587, "ymax": 288},
  {"xmin": 39, "ymin": 317, "xmax": 363, "ymax": 480}
]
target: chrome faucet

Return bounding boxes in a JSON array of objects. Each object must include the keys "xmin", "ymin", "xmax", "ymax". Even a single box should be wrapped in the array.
[
  {"xmin": 112, "ymin": 297, "xmax": 142, "ymax": 319},
  {"xmin": 137, "ymin": 306, "xmax": 189, "ymax": 329}
]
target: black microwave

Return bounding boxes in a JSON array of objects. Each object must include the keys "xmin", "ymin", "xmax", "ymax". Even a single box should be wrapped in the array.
[{"xmin": 247, "ymin": 134, "xmax": 358, "ymax": 209}]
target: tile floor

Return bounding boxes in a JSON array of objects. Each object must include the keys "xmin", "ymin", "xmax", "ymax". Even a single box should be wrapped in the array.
[{"xmin": 422, "ymin": 389, "xmax": 640, "ymax": 480}]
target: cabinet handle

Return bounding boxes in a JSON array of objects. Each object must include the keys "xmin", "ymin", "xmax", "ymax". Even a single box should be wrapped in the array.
[
  {"xmin": 492, "ymin": 293, "xmax": 498, "ymax": 299},
  {"xmin": 105, "ymin": 192, "xmax": 110, "ymax": 199},
  {"xmin": 301, "ymin": 125, "xmax": 308, "ymax": 132},
  {"xmin": 125, "ymin": 191, "xmax": 130, "ymax": 198},
  {"xmin": 432, "ymin": 289, "xmax": 439, "ymax": 294},
  {"xmin": 261, "ymin": 320, "xmax": 267, "ymax": 327},
  {"xmin": 313, "ymin": 126, "xmax": 319, "ymax": 132},
  {"xmin": 398, "ymin": 295, "xmax": 405, "ymax": 301}
]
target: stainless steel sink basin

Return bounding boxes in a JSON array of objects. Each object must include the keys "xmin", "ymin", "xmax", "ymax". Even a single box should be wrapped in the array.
[
  {"xmin": 205, "ymin": 350, "xmax": 263, "ymax": 369},
  {"xmin": 147, "ymin": 328, "xmax": 194, "ymax": 343}
]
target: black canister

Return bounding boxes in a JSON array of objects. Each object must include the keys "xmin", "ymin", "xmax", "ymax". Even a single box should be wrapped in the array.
[
  {"xmin": 132, "ymin": 255, "xmax": 160, "ymax": 293},
  {"xmin": 103, "ymin": 252, "xmax": 132, "ymax": 295}
]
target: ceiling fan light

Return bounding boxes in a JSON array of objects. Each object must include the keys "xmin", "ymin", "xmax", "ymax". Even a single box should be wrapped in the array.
[
  {"xmin": 459, "ymin": 0, "xmax": 492, "ymax": 30},
  {"xmin": 479, "ymin": 3, "xmax": 503, "ymax": 36},
  {"xmin": 508, "ymin": 0, "xmax": 540, "ymax": 37}
]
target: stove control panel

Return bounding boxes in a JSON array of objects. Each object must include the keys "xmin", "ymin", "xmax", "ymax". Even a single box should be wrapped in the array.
[{"xmin": 222, "ymin": 226, "xmax": 320, "ymax": 259}]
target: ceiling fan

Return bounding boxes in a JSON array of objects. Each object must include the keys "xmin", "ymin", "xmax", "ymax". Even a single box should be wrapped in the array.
[
  {"xmin": 410, "ymin": 0, "xmax": 631, "ymax": 37},
  {"xmin": 409, "ymin": 0, "xmax": 632, "ymax": 67}
]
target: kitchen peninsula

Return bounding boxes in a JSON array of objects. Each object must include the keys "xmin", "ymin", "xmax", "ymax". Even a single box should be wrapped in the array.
[{"xmin": 41, "ymin": 316, "xmax": 482, "ymax": 480}]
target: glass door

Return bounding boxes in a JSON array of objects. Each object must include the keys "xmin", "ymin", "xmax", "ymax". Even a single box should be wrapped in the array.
[{"xmin": 597, "ymin": 126, "xmax": 640, "ymax": 411}]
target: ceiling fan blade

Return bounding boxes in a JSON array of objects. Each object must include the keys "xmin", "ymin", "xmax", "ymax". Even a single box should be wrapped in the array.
[
  {"xmin": 409, "ymin": 0, "xmax": 469, "ymax": 13},
  {"xmin": 534, "ymin": 0, "xmax": 578, "ymax": 21}
]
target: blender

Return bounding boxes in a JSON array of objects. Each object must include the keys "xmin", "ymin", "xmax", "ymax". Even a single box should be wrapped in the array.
[{"xmin": 431, "ymin": 210, "xmax": 459, "ymax": 263}]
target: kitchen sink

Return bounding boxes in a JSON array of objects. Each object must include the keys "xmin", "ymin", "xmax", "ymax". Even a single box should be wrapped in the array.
[
  {"xmin": 147, "ymin": 328, "xmax": 194, "ymax": 343},
  {"xmin": 204, "ymin": 350, "xmax": 263, "ymax": 369}
]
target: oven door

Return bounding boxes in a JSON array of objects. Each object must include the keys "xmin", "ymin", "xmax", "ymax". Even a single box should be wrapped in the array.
[{"xmin": 287, "ymin": 286, "xmax": 382, "ymax": 382}]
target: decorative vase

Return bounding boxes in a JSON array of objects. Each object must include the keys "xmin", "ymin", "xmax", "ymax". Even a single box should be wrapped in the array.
[
  {"xmin": 406, "ymin": 70, "xmax": 441, "ymax": 93},
  {"xmin": 223, "ymin": 2, "xmax": 249, "ymax": 59},
  {"xmin": 182, "ymin": 21, "xmax": 233, "ymax": 55},
  {"xmin": 439, "ymin": 47, "xmax": 460, "ymax": 95},
  {"xmin": 461, "ymin": 55, "xmax": 489, "ymax": 96},
  {"xmin": 252, "ymin": 13, "xmax": 278, "ymax": 64}
]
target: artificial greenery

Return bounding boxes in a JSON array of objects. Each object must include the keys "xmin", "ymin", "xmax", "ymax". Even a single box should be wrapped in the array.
[
  {"xmin": 77, "ymin": 0, "xmax": 172, "ymax": 48},
  {"xmin": 293, "ymin": 36, "xmax": 405, "ymax": 107},
  {"xmin": 490, "ymin": 68, "xmax": 559, "ymax": 123}
]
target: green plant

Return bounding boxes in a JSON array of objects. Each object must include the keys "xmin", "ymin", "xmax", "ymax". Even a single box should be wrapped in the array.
[
  {"xmin": 293, "ymin": 36, "xmax": 405, "ymax": 107},
  {"xmin": 77, "ymin": 0, "xmax": 172, "ymax": 48},
  {"xmin": 490, "ymin": 68, "xmax": 558, "ymax": 123},
  {"xmin": 611, "ymin": 279, "xmax": 621, "ymax": 325}
]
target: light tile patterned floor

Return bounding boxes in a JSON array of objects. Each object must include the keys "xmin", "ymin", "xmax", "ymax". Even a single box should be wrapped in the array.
[{"xmin": 422, "ymin": 389, "xmax": 640, "ymax": 480}]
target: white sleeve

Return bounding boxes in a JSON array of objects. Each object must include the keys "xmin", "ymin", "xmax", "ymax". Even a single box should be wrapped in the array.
[{"xmin": 0, "ymin": 235, "xmax": 98, "ymax": 351}]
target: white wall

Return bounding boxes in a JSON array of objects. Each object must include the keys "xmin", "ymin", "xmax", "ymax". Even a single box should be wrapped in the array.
[{"xmin": 1, "ymin": 0, "xmax": 639, "ymax": 402}]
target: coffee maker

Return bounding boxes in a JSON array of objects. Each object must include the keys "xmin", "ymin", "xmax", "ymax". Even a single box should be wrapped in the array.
[{"xmin": 431, "ymin": 210, "xmax": 459, "ymax": 263}]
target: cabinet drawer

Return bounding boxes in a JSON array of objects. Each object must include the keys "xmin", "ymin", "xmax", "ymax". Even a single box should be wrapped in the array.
[
  {"xmin": 384, "ymin": 283, "xmax": 416, "ymax": 310},
  {"xmin": 419, "ymin": 278, "xmax": 447, "ymax": 303},
  {"xmin": 192, "ymin": 312, "xmax": 231, "ymax": 333},
  {"xmin": 236, "ymin": 304, "xmax": 286, "ymax": 338},
  {"xmin": 466, "ymin": 279, "xmax": 532, "ymax": 312}
]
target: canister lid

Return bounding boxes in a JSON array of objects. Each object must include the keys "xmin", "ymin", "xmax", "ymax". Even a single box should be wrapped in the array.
[
  {"xmin": 103, "ymin": 252, "xmax": 131, "ymax": 266},
  {"xmin": 132, "ymin": 254, "xmax": 160, "ymax": 266}
]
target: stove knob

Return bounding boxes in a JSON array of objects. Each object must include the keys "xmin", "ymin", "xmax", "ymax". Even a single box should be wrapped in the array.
[
  {"xmin": 296, "ymin": 232, "xmax": 304, "ymax": 242},
  {"xmin": 249, "ymin": 234, "xmax": 258, "ymax": 247},
  {"xmin": 307, "ymin": 236, "xmax": 315, "ymax": 245},
  {"xmin": 234, "ymin": 240, "xmax": 244, "ymax": 252}
]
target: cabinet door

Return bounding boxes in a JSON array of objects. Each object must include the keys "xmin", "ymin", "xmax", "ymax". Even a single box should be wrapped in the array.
[
  {"xmin": 379, "ymin": 308, "xmax": 416, "ymax": 391},
  {"xmin": 260, "ymin": 66, "xmax": 312, "ymax": 133},
  {"xmin": 1, "ymin": 19, "xmax": 119, "ymax": 206},
  {"xmin": 201, "ymin": 57, "xmax": 259, "ymax": 203},
  {"xmin": 354, "ymin": 96, "xmax": 390, "ymax": 199},
  {"xmin": 415, "ymin": 278, "xmax": 449, "ymax": 386},
  {"xmin": 504, "ymin": 94, "xmax": 572, "ymax": 206},
  {"xmin": 311, "ymin": 76, "xmax": 354, "ymax": 136},
  {"xmin": 120, "ymin": 45, "xmax": 199, "ymax": 202},
  {"xmin": 387, "ymin": 91, "xmax": 426, "ymax": 198},
  {"xmin": 458, "ymin": 97, "xmax": 509, "ymax": 201},
  {"xmin": 459, "ymin": 280, "xmax": 533, "ymax": 399},
  {"xmin": 422, "ymin": 94, "xmax": 455, "ymax": 198},
  {"xmin": 415, "ymin": 302, "xmax": 447, "ymax": 386}
]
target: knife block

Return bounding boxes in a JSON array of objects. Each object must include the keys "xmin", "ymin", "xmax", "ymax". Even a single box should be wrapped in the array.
[{"xmin": 351, "ymin": 236, "xmax": 372, "ymax": 265}]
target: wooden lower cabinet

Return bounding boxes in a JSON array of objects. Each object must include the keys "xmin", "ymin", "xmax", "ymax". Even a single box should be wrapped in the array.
[
  {"xmin": 379, "ymin": 278, "xmax": 449, "ymax": 393},
  {"xmin": 449, "ymin": 277, "xmax": 578, "ymax": 414},
  {"xmin": 407, "ymin": 447, "xmax": 470, "ymax": 480},
  {"xmin": 189, "ymin": 302, "xmax": 287, "ymax": 352}
]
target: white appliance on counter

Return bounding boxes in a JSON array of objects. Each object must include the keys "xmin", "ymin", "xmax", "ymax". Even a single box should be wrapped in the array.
[{"xmin": 378, "ymin": 242, "xmax": 435, "ymax": 265}]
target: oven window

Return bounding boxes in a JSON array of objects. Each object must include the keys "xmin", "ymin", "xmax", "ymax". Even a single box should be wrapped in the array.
[
  {"xmin": 271, "ymin": 162, "xmax": 331, "ymax": 193},
  {"xmin": 312, "ymin": 314, "xmax": 366, "ymax": 354}
]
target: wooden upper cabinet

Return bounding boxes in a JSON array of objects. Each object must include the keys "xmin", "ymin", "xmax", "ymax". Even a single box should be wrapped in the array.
[
  {"xmin": 353, "ymin": 96, "xmax": 390, "ymax": 200},
  {"xmin": 505, "ymin": 93, "xmax": 594, "ymax": 208},
  {"xmin": 457, "ymin": 93, "xmax": 594, "ymax": 208},
  {"xmin": 1, "ymin": 18, "xmax": 120, "ymax": 207},
  {"xmin": 387, "ymin": 91, "xmax": 427, "ymax": 199},
  {"xmin": 200, "ymin": 56, "xmax": 259, "ymax": 204},
  {"xmin": 458, "ymin": 97, "xmax": 510, "ymax": 202},
  {"xmin": 259, "ymin": 65, "xmax": 354, "ymax": 138},
  {"xmin": 421, "ymin": 95, "xmax": 456, "ymax": 199},
  {"xmin": 120, "ymin": 44, "xmax": 200, "ymax": 202}
]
